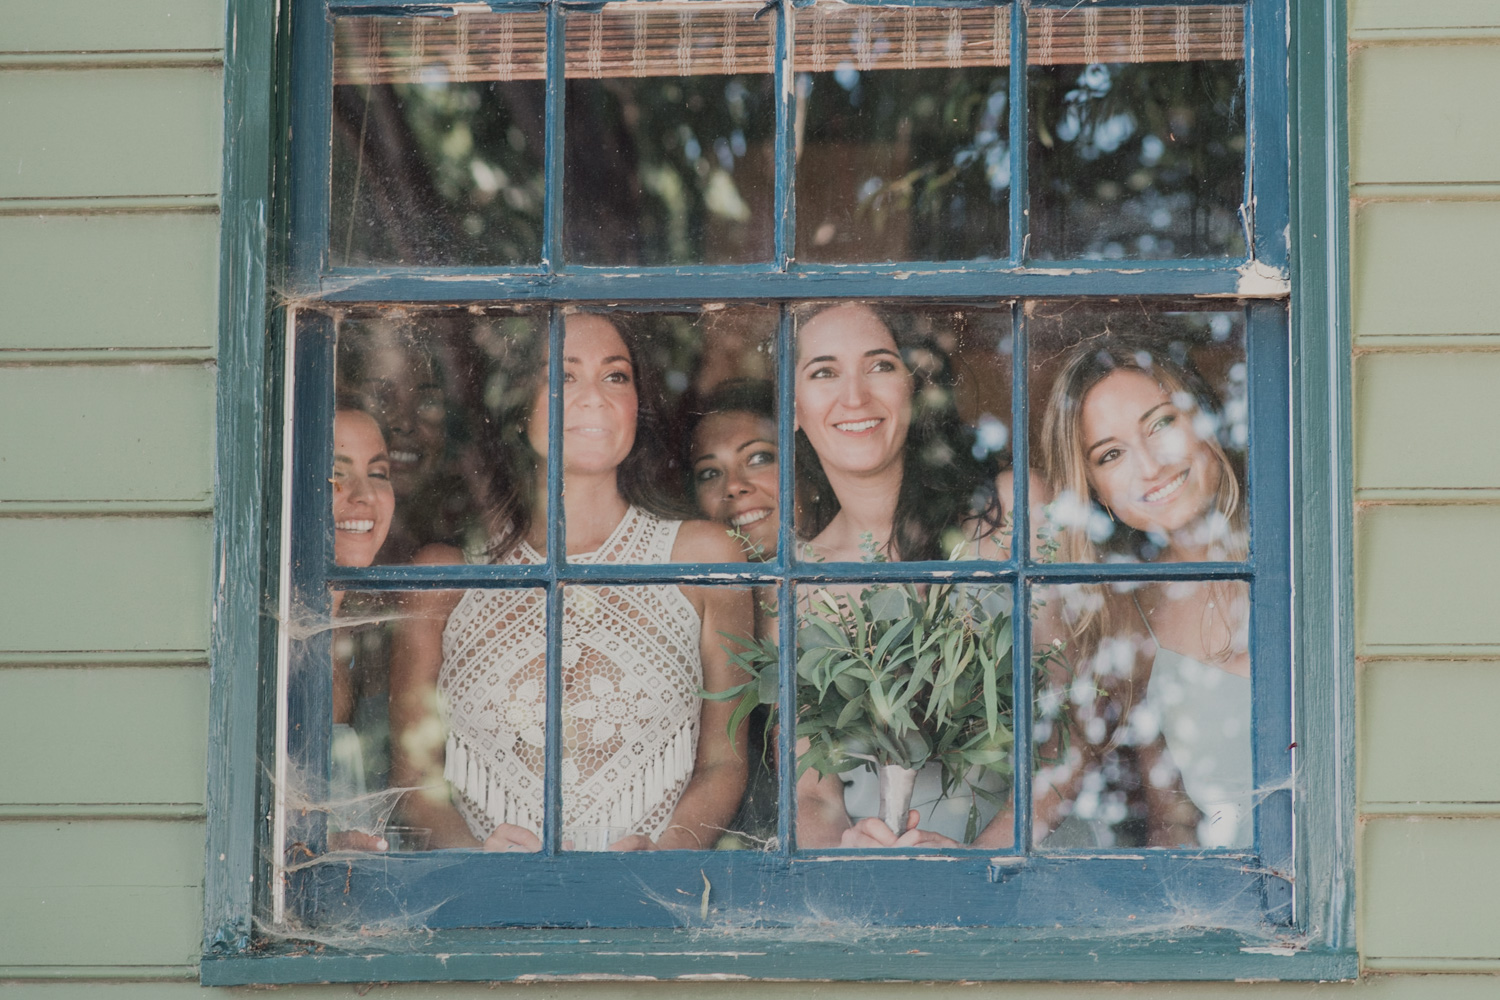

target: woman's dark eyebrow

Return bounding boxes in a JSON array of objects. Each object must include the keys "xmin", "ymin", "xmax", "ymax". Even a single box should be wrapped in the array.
[
  {"xmin": 692, "ymin": 437, "xmax": 774, "ymax": 465},
  {"xmin": 562, "ymin": 354, "xmax": 633, "ymax": 367},
  {"xmin": 1138, "ymin": 401, "xmax": 1172, "ymax": 425},
  {"xmin": 1085, "ymin": 436, "xmax": 1117, "ymax": 459},
  {"xmin": 1085, "ymin": 401, "xmax": 1174, "ymax": 457},
  {"xmin": 800, "ymin": 348, "xmax": 898, "ymax": 370}
]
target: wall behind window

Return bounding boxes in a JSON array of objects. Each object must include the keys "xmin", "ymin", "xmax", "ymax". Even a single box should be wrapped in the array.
[{"xmin": 3, "ymin": 0, "xmax": 1500, "ymax": 993}]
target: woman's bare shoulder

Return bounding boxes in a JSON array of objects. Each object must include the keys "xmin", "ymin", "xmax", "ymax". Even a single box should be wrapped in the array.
[
  {"xmin": 411, "ymin": 542, "xmax": 466, "ymax": 566},
  {"xmin": 671, "ymin": 518, "xmax": 747, "ymax": 564}
]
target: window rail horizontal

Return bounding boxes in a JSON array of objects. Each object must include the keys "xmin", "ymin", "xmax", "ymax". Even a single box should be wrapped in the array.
[
  {"xmin": 321, "ymin": 558, "xmax": 1251, "ymax": 588},
  {"xmin": 283, "ymin": 848, "xmax": 1279, "ymax": 934},
  {"xmin": 310, "ymin": 263, "xmax": 1277, "ymax": 304},
  {"xmin": 203, "ymin": 930, "xmax": 1356, "ymax": 988}
]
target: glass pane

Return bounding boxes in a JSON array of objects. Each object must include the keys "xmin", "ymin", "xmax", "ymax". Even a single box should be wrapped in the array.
[
  {"xmin": 304, "ymin": 587, "xmax": 555, "ymax": 854},
  {"xmin": 331, "ymin": 13, "xmax": 547, "ymax": 266},
  {"xmin": 1032, "ymin": 579, "xmax": 1252, "ymax": 849},
  {"xmin": 560, "ymin": 584, "xmax": 770, "ymax": 850},
  {"xmin": 333, "ymin": 306, "xmax": 548, "ymax": 563},
  {"xmin": 794, "ymin": 581, "xmax": 1016, "ymax": 849},
  {"xmin": 1026, "ymin": 301, "xmax": 1248, "ymax": 564},
  {"xmin": 563, "ymin": 4, "xmax": 777, "ymax": 265},
  {"xmin": 423, "ymin": 585, "xmax": 552, "ymax": 851},
  {"xmin": 796, "ymin": 4, "xmax": 1012, "ymax": 262},
  {"xmin": 1027, "ymin": 5, "xmax": 1246, "ymax": 260},
  {"xmin": 792, "ymin": 302, "xmax": 1016, "ymax": 562},
  {"xmin": 543, "ymin": 307, "xmax": 778, "ymax": 565}
]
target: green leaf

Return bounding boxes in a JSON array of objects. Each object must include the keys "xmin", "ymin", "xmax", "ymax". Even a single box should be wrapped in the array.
[{"xmin": 757, "ymin": 662, "xmax": 779, "ymax": 706}]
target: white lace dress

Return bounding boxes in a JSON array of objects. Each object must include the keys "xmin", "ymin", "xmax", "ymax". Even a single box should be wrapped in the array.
[{"xmin": 439, "ymin": 506, "xmax": 702, "ymax": 843}]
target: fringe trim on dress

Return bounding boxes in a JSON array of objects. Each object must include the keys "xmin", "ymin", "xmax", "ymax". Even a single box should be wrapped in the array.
[{"xmin": 445, "ymin": 727, "xmax": 695, "ymax": 839}]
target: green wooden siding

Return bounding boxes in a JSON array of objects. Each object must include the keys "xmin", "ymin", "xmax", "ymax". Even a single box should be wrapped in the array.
[
  {"xmin": 1361, "ymin": 661, "xmax": 1500, "ymax": 809},
  {"xmin": 0, "ymin": 214, "xmax": 220, "ymax": 353},
  {"xmin": 0, "ymin": 70, "xmax": 223, "ymax": 200},
  {"xmin": 1, "ymin": 0, "xmax": 1499, "ymax": 992},
  {"xmin": 0, "ymin": 517, "xmax": 212, "ymax": 654},
  {"xmin": 0, "ymin": 365, "xmax": 215, "ymax": 504},
  {"xmin": 0, "ymin": 666, "xmax": 208, "ymax": 809},
  {"xmin": 1349, "ymin": 0, "xmax": 1500, "ymax": 985}
]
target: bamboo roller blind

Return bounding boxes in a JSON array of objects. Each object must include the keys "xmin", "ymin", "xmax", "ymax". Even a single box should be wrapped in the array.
[{"xmin": 333, "ymin": 3, "xmax": 1244, "ymax": 86}]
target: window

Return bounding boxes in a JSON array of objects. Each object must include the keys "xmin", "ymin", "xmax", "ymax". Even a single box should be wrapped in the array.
[{"xmin": 204, "ymin": 0, "xmax": 1356, "ymax": 983}]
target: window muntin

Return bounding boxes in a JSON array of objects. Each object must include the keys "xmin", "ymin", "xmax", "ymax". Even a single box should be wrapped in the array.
[{"xmin": 276, "ymin": 0, "xmax": 1295, "ymax": 943}]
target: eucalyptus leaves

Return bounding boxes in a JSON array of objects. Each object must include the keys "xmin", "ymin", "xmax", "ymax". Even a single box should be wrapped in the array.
[{"xmin": 711, "ymin": 577, "xmax": 1021, "ymax": 823}]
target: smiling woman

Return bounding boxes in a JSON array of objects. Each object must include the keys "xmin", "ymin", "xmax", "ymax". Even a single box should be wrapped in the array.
[{"xmin": 385, "ymin": 311, "xmax": 757, "ymax": 853}]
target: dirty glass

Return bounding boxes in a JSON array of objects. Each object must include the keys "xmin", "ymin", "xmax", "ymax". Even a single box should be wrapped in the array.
[
  {"xmin": 563, "ymin": 4, "xmax": 777, "ymax": 265},
  {"xmin": 330, "ymin": 12, "xmax": 548, "ymax": 266},
  {"xmin": 334, "ymin": 307, "xmax": 548, "ymax": 562},
  {"xmin": 793, "ymin": 302, "xmax": 1015, "ymax": 560},
  {"xmin": 1033, "ymin": 579, "xmax": 1253, "ymax": 850},
  {"xmin": 268, "ymin": 0, "xmax": 1297, "ymax": 952},
  {"xmin": 550, "ymin": 306, "xmax": 779, "ymax": 566},
  {"xmin": 794, "ymin": 581, "xmax": 1017, "ymax": 850},
  {"xmin": 1026, "ymin": 301, "xmax": 1248, "ymax": 564},
  {"xmin": 795, "ymin": 4, "xmax": 1013, "ymax": 262},
  {"xmin": 1027, "ymin": 6, "xmax": 1247, "ymax": 260},
  {"xmin": 560, "ymin": 584, "xmax": 773, "ymax": 851}
]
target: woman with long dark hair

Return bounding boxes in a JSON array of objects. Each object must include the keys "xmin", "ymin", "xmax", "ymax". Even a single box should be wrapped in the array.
[
  {"xmin": 790, "ymin": 303, "xmax": 1025, "ymax": 848},
  {"xmin": 389, "ymin": 312, "xmax": 753, "ymax": 851}
]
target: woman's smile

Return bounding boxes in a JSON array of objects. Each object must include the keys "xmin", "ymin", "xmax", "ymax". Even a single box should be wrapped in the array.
[
  {"xmin": 692, "ymin": 409, "xmax": 779, "ymax": 557},
  {"xmin": 795, "ymin": 304, "xmax": 913, "ymax": 482},
  {"xmin": 1081, "ymin": 369, "xmax": 1220, "ymax": 537},
  {"xmin": 1141, "ymin": 467, "xmax": 1190, "ymax": 504}
]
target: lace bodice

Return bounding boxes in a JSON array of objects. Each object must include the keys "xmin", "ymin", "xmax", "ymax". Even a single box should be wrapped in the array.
[{"xmin": 440, "ymin": 506, "xmax": 702, "ymax": 844}]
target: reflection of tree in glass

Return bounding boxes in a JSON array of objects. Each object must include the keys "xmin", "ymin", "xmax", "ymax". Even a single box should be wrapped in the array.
[
  {"xmin": 565, "ymin": 75, "xmax": 775, "ymax": 265},
  {"xmin": 1028, "ymin": 60, "xmax": 1245, "ymax": 260},
  {"xmin": 799, "ymin": 67, "xmax": 1010, "ymax": 262},
  {"xmin": 331, "ymin": 80, "xmax": 546, "ymax": 266}
]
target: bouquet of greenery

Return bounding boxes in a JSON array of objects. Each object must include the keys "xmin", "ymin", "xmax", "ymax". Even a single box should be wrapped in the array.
[{"xmin": 710, "ymin": 577, "xmax": 1022, "ymax": 841}]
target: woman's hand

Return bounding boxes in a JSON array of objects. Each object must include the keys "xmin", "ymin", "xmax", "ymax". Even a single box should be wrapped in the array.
[
  {"xmin": 483, "ymin": 824, "xmax": 542, "ymax": 852},
  {"xmin": 839, "ymin": 811, "xmax": 962, "ymax": 849},
  {"xmin": 606, "ymin": 834, "xmax": 659, "ymax": 852},
  {"xmin": 327, "ymin": 830, "xmax": 389, "ymax": 852}
]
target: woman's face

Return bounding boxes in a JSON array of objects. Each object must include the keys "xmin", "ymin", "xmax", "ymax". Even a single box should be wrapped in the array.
[
  {"xmin": 332, "ymin": 409, "xmax": 395, "ymax": 567},
  {"xmin": 691, "ymin": 410, "xmax": 779, "ymax": 557},
  {"xmin": 1079, "ymin": 369, "xmax": 1222, "ymax": 537},
  {"xmin": 527, "ymin": 314, "xmax": 638, "ymax": 477},
  {"xmin": 795, "ymin": 304, "xmax": 913, "ymax": 480},
  {"xmin": 355, "ymin": 341, "xmax": 445, "ymax": 499}
]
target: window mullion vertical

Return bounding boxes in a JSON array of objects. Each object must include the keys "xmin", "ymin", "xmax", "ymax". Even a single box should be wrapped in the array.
[
  {"xmin": 1247, "ymin": 300, "xmax": 1293, "ymax": 920},
  {"xmin": 1007, "ymin": 1, "xmax": 1028, "ymax": 264},
  {"xmin": 773, "ymin": 0, "xmax": 794, "ymax": 270},
  {"xmin": 291, "ymin": 2, "xmax": 334, "ymax": 285},
  {"xmin": 542, "ymin": 306, "xmax": 566, "ymax": 854},
  {"xmin": 1246, "ymin": 0, "xmax": 1290, "ymax": 270},
  {"xmin": 1009, "ymin": 298, "xmax": 1033, "ymax": 853},
  {"xmin": 283, "ymin": 311, "xmax": 336, "ymax": 917},
  {"xmin": 543, "ymin": 2, "xmax": 566, "ymax": 272},
  {"xmin": 775, "ymin": 302, "xmax": 797, "ymax": 854}
]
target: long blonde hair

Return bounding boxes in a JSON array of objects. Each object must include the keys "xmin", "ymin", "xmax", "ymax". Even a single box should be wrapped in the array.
[{"xmin": 1038, "ymin": 337, "xmax": 1247, "ymax": 655}]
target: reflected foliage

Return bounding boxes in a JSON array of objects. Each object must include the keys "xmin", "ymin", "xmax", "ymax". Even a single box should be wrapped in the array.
[
  {"xmin": 565, "ymin": 74, "xmax": 776, "ymax": 265},
  {"xmin": 1029, "ymin": 60, "xmax": 1245, "ymax": 259},
  {"xmin": 332, "ymin": 81, "xmax": 546, "ymax": 266},
  {"xmin": 799, "ymin": 68, "xmax": 1011, "ymax": 262}
]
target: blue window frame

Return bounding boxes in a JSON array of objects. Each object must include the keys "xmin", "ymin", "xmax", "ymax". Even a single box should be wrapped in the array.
[{"xmin": 203, "ymin": 0, "xmax": 1357, "ymax": 983}]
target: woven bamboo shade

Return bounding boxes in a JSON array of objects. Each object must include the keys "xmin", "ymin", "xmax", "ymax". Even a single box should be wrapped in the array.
[{"xmin": 333, "ymin": 3, "xmax": 1243, "ymax": 86}]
